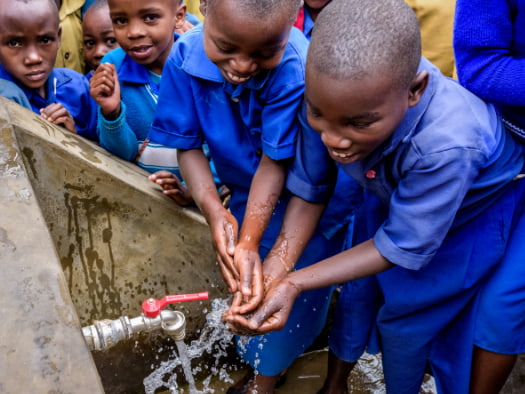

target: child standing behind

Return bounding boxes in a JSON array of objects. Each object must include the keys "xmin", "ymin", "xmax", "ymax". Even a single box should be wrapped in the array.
[
  {"xmin": 82, "ymin": 0, "xmax": 119, "ymax": 78},
  {"xmin": 229, "ymin": 1, "xmax": 525, "ymax": 393},
  {"xmin": 0, "ymin": 0, "xmax": 97, "ymax": 140},
  {"xmin": 90, "ymin": 0, "xmax": 192, "ymax": 203}
]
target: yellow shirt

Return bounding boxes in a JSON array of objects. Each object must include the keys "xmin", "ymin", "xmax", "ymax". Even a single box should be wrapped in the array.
[
  {"xmin": 405, "ymin": 0, "xmax": 456, "ymax": 78},
  {"xmin": 185, "ymin": 0, "xmax": 204, "ymax": 21},
  {"xmin": 55, "ymin": 0, "xmax": 85, "ymax": 73}
]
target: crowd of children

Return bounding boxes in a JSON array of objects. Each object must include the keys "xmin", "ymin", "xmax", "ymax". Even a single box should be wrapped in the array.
[{"xmin": 1, "ymin": 0, "xmax": 524, "ymax": 393}]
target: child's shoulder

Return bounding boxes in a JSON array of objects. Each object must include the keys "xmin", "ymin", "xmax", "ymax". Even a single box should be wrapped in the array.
[
  {"xmin": 100, "ymin": 47, "xmax": 128, "ymax": 70},
  {"xmin": 52, "ymin": 67, "xmax": 89, "ymax": 85}
]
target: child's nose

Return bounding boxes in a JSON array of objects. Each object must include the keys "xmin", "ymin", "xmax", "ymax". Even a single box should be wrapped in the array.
[
  {"xmin": 231, "ymin": 55, "xmax": 257, "ymax": 74},
  {"xmin": 127, "ymin": 20, "xmax": 145, "ymax": 38},
  {"xmin": 24, "ymin": 45, "xmax": 42, "ymax": 64},
  {"xmin": 321, "ymin": 130, "xmax": 351, "ymax": 150},
  {"xmin": 94, "ymin": 44, "xmax": 108, "ymax": 59}
]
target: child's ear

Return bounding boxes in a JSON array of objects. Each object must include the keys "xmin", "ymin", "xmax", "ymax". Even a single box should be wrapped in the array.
[
  {"xmin": 407, "ymin": 70, "xmax": 429, "ymax": 108},
  {"xmin": 174, "ymin": 3, "xmax": 187, "ymax": 30},
  {"xmin": 200, "ymin": 0, "xmax": 207, "ymax": 17}
]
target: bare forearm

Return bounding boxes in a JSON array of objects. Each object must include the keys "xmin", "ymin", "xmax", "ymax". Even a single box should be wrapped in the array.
[
  {"xmin": 288, "ymin": 239, "xmax": 394, "ymax": 292},
  {"xmin": 239, "ymin": 154, "xmax": 287, "ymax": 248},
  {"xmin": 178, "ymin": 148, "xmax": 223, "ymax": 219}
]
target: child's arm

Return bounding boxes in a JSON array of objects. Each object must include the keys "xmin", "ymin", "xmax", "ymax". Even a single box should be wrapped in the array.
[
  {"xmin": 178, "ymin": 148, "xmax": 240, "ymax": 292},
  {"xmin": 227, "ymin": 196, "xmax": 393, "ymax": 332},
  {"xmin": 40, "ymin": 103, "xmax": 77, "ymax": 134},
  {"xmin": 148, "ymin": 170, "xmax": 193, "ymax": 206},
  {"xmin": 232, "ymin": 154, "xmax": 288, "ymax": 309}
]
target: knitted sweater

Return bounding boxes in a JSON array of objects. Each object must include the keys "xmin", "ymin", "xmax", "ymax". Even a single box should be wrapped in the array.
[{"xmin": 454, "ymin": 0, "xmax": 525, "ymax": 131}]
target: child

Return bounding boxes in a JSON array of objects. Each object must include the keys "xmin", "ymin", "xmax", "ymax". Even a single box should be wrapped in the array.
[
  {"xmin": 82, "ymin": 0, "xmax": 119, "ymax": 78},
  {"xmin": 0, "ymin": 0, "xmax": 97, "ymax": 140},
  {"xmin": 89, "ymin": 0, "xmax": 192, "ymax": 203},
  {"xmin": 148, "ymin": 0, "xmax": 350, "ymax": 392},
  {"xmin": 293, "ymin": 0, "xmax": 332, "ymax": 40},
  {"xmin": 227, "ymin": 1, "xmax": 525, "ymax": 393}
]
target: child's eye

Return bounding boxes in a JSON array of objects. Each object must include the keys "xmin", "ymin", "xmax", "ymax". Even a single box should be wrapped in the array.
[
  {"xmin": 84, "ymin": 39, "xmax": 95, "ymax": 48},
  {"xmin": 113, "ymin": 17, "xmax": 127, "ymax": 25},
  {"xmin": 216, "ymin": 45, "xmax": 234, "ymax": 54},
  {"xmin": 39, "ymin": 36, "xmax": 54, "ymax": 44},
  {"xmin": 105, "ymin": 37, "xmax": 118, "ymax": 47},
  {"xmin": 7, "ymin": 39, "xmax": 21, "ymax": 48},
  {"xmin": 144, "ymin": 14, "xmax": 159, "ymax": 23},
  {"xmin": 348, "ymin": 121, "xmax": 373, "ymax": 129}
]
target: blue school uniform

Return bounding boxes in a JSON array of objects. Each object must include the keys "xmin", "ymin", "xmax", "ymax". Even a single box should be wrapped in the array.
[
  {"xmin": 0, "ymin": 78, "xmax": 31, "ymax": 110},
  {"xmin": 0, "ymin": 65, "xmax": 97, "ymax": 141},
  {"xmin": 97, "ymin": 38, "xmax": 183, "ymax": 176},
  {"xmin": 150, "ymin": 24, "xmax": 348, "ymax": 375},
  {"xmin": 288, "ymin": 58, "xmax": 525, "ymax": 393}
]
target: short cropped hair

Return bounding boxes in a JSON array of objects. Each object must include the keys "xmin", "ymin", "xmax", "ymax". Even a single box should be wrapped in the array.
[
  {"xmin": 7, "ymin": 0, "xmax": 59, "ymax": 25},
  {"xmin": 206, "ymin": 0, "xmax": 302, "ymax": 24},
  {"xmin": 87, "ymin": 0, "xmax": 108, "ymax": 12},
  {"xmin": 308, "ymin": 0, "xmax": 421, "ymax": 90}
]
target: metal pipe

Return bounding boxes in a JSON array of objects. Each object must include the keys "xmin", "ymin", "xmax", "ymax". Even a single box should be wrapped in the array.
[{"xmin": 82, "ymin": 310, "xmax": 186, "ymax": 351}]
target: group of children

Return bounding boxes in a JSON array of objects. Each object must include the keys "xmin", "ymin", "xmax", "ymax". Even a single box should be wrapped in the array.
[{"xmin": 1, "ymin": 0, "xmax": 524, "ymax": 393}]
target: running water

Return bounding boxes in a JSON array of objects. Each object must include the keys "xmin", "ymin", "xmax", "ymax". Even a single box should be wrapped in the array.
[{"xmin": 143, "ymin": 298, "xmax": 237, "ymax": 394}]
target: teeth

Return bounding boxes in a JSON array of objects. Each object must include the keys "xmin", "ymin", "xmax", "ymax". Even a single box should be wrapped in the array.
[
  {"xmin": 227, "ymin": 72, "xmax": 249, "ymax": 83},
  {"xmin": 332, "ymin": 151, "xmax": 351, "ymax": 158}
]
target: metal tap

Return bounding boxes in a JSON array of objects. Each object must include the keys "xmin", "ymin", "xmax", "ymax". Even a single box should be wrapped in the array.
[{"xmin": 82, "ymin": 292, "xmax": 209, "ymax": 351}]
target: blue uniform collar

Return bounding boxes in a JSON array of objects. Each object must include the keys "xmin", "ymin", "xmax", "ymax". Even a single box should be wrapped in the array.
[
  {"xmin": 180, "ymin": 24, "xmax": 271, "ymax": 94},
  {"xmin": 303, "ymin": 8, "xmax": 315, "ymax": 40},
  {"xmin": 0, "ymin": 65, "xmax": 71, "ymax": 111},
  {"xmin": 361, "ymin": 58, "xmax": 436, "ymax": 169},
  {"xmin": 117, "ymin": 33, "xmax": 180, "ymax": 91}
]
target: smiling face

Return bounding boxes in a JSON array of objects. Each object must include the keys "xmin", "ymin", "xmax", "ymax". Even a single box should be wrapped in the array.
[
  {"xmin": 202, "ymin": 0, "xmax": 293, "ymax": 85},
  {"xmin": 0, "ymin": 0, "xmax": 60, "ymax": 97},
  {"xmin": 83, "ymin": 5, "xmax": 119, "ymax": 72},
  {"xmin": 305, "ymin": 68, "xmax": 425, "ymax": 164},
  {"xmin": 108, "ymin": 0, "xmax": 184, "ymax": 74}
]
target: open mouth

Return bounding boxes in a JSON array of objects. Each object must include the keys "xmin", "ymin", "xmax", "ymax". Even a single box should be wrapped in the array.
[
  {"xmin": 129, "ymin": 45, "xmax": 153, "ymax": 59},
  {"xmin": 226, "ymin": 71, "xmax": 251, "ymax": 84}
]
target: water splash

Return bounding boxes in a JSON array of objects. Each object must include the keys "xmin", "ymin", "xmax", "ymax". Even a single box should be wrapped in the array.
[{"xmin": 143, "ymin": 298, "xmax": 237, "ymax": 394}]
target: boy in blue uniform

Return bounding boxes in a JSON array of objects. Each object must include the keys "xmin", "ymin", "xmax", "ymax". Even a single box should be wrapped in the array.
[
  {"xmin": 149, "ymin": 0, "xmax": 350, "ymax": 391},
  {"xmin": 227, "ymin": 0, "xmax": 525, "ymax": 393},
  {"xmin": 89, "ymin": 0, "xmax": 193, "ymax": 203},
  {"xmin": 0, "ymin": 0, "xmax": 97, "ymax": 141}
]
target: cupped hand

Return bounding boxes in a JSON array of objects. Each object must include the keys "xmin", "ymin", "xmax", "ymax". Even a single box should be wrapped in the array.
[
  {"xmin": 225, "ymin": 277, "xmax": 302, "ymax": 334},
  {"xmin": 208, "ymin": 209, "xmax": 239, "ymax": 293}
]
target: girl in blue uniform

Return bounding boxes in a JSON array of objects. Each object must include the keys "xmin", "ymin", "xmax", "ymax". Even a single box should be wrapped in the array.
[
  {"xmin": 149, "ymin": 0, "xmax": 351, "ymax": 392},
  {"xmin": 227, "ymin": 1, "xmax": 525, "ymax": 393}
]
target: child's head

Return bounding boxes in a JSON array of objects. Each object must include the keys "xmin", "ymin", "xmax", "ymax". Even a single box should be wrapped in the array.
[
  {"xmin": 304, "ymin": 0, "xmax": 332, "ymax": 17},
  {"xmin": 201, "ymin": 0, "xmax": 302, "ymax": 85},
  {"xmin": 107, "ymin": 0, "xmax": 186, "ymax": 74},
  {"xmin": 0, "ymin": 0, "xmax": 61, "ymax": 97},
  {"xmin": 83, "ymin": 0, "xmax": 119, "ymax": 72},
  {"xmin": 305, "ymin": 0, "xmax": 428, "ymax": 164}
]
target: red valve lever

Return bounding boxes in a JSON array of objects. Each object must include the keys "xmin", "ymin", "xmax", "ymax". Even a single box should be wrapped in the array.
[{"xmin": 142, "ymin": 292, "xmax": 209, "ymax": 318}]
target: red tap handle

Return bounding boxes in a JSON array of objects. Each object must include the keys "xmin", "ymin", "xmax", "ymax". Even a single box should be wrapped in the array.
[{"xmin": 142, "ymin": 292, "xmax": 209, "ymax": 317}]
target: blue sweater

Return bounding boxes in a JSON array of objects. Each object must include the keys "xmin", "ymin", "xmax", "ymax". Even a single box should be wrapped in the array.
[{"xmin": 454, "ymin": 0, "xmax": 525, "ymax": 132}]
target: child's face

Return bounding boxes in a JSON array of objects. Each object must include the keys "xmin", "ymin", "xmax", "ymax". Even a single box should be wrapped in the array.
[
  {"xmin": 107, "ymin": 0, "xmax": 184, "ymax": 74},
  {"xmin": 83, "ymin": 6, "xmax": 119, "ymax": 72},
  {"xmin": 0, "ymin": 1, "xmax": 60, "ymax": 96},
  {"xmin": 305, "ymin": 69, "xmax": 422, "ymax": 164},
  {"xmin": 203, "ymin": 0, "xmax": 293, "ymax": 85}
]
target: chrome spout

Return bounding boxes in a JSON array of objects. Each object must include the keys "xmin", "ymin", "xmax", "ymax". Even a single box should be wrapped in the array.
[{"xmin": 82, "ymin": 309, "xmax": 186, "ymax": 351}]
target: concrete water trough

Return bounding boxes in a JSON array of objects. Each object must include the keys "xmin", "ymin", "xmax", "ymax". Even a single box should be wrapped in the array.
[{"xmin": 0, "ymin": 97, "xmax": 228, "ymax": 393}]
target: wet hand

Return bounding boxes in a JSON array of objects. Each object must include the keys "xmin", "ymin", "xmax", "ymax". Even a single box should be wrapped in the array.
[
  {"xmin": 40, "ymin": 103, "xmax": 76, "ymax": 134},
  {"xmin": 149, "ymin": 170, "xmax": 193, "ymax": 206},
  {"xmin": 225, "ymin": 278, "xmax": 301, "ymax": 334},
  {"xmin": 209, "ymin": 211, "xmax": 239, "ymax": 293},
  {"xmin": 89, "ymin": 63, "xmax": 121, "ymax": 120},
  {"xmin": 228, "ymin": 244, "xmax": 264, "ymax": 314}
]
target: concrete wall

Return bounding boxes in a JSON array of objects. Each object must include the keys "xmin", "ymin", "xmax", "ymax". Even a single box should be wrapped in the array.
[{"xmin": 0, "ymin": 97, "xmax": 228, "ymax": 393}]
